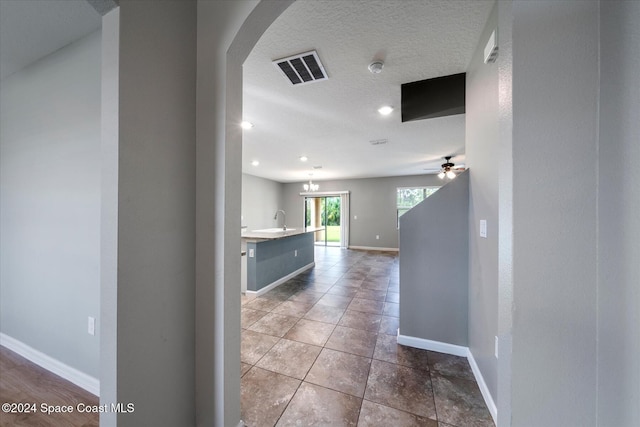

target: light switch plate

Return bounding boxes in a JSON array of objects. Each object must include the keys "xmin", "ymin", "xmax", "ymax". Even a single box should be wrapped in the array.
[
  {"xmin": 480, "ymin": 220, "xmax": 487, "ymax": 238},
  {"xmin": 88, "ymin": 317, "xmax": 95, "ymax": 336}
]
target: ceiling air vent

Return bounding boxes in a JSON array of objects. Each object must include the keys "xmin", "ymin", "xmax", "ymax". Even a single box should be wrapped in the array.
[
  {"xmin": 273, "ymin": 50, "xmax": 328, "ymax": 86},
  {"xmin": 369, "ymin": 139, "xmax": 388, "ymax": 146}
]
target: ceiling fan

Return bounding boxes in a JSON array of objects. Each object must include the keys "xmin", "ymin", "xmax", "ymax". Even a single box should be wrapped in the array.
[
  {"xmin": 438, "ymin": 156, "xmax": 458, "ymax": 179},
  {"xmin": 423, "ymin": 155, "xmax": 465, "ymax": 179}
]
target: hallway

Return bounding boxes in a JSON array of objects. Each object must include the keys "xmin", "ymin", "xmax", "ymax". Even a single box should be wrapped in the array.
[{"xmin": 241, "ymin": 247, "xmax": 494, "ymax": 426}]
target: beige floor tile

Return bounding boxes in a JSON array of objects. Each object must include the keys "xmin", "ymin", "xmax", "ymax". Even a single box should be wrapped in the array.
[
  {"xmin": 256, "ymin": 339, "xmax": 322, "ymax": 380},
  {"xmin": 241, "ymin": 367, "xmax": 300, "ymax": 427},
  {"xmin": 276, "ymin": 382, "xmax": 361, "ymax": 426},
  {"xmin": 358, "ymin": 400, "xmax": 437, "ymax": 427},
  {"xmin": 325, "ymin": 325, "xmax": 378, "ymax": 358},
  {"xmin": 241, "ymin": 330, "xmax": 280, "ymax": 365},
  {"xmin": 303, "ymin": 304, "xmax": 346, "ymax": 324},
  {"xmin": 338, "ymin": 310, "xmax": 382, "ymax": 332},
  {"xmin": 305, "ymin": 348, "xmax": 371, "ymax": 397},
  {"xmin": 284, "ymin": 318, "xmax": 336, "ymax": 346},
  {"xmin": 247, "ymin": 313, "xmax": 299, "ymax": 338},
  {"xmin": 364, "ymin": 359, "xmax": 436, "ymax": 419}
]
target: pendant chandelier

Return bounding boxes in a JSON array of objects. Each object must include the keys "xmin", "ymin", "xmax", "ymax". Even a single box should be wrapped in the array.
[{"xmin": 303, "ymin": 179, "xmax": 319, "ymax": 192}]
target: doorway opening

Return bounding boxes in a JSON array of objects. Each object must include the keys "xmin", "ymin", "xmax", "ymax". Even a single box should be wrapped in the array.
[
  {"xmin": 305, "ymin": 196, "xmax": 341, "ymax": 246},
  {"xmin": 301, "ymin": 191, "xmax": 349, "ymax": 248}
]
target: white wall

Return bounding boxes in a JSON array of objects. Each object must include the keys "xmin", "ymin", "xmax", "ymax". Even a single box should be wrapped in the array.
[
  {"xmin": 242, "ymin": 173, "xmax": 284, "ymax": 231},
  {"xmin": 597, "ymin": 1, "xmax": 640, "ymax": 425},
  {"xmin": 466, "ymin": 2, "xmax": 499, "ymax": 406},
  {"xmin": 0, "ymin": 30, "xmax": 101, "ymax": 378}
]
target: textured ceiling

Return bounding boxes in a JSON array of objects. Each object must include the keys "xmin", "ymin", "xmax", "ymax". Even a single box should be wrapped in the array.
[
  {"xmin": 243, "ymin": 0, "xmax": 494, "ymax": 183},
  {"xmin": 0, "ymin": 0, "xmax": 493, "ymax": 182},
  {"xmin": 0, "ymin": 0, "xmax": 101, "ymax": 80}
]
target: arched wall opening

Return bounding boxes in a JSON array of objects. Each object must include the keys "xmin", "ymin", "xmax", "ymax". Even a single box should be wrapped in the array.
[
  {"xmin": 199, "ymin": 1, "xmax": 514, "ymax": 426},
  {"xmin": 195, "ymin": 1, "xmax": 295, "ymax": 426}
]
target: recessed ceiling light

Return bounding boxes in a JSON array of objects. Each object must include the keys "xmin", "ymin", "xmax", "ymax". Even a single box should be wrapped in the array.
[
  {"xmin": 251, "ymin": 160, "xmax": 259, "ymax": 166},
  {"xmin": 378, "ymin": 106, "xmax": 394, "ymax": 116},
  {"xmin": 300, "ymin": 156, "xmax": 308, "ymax": 162},
  {"xmin": 241, "ymin": 121, "xmax": 254, "ymax": 129}
]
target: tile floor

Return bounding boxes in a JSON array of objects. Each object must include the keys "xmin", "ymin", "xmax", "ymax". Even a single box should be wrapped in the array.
[{"xmin": 240, "ymin": 247, "xmax": 495, "ymax": 427}]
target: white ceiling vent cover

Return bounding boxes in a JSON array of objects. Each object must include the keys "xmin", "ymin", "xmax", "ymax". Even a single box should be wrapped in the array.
[
  {"xmin": 369, "ymin": 139, "xmax": 388, "ymax": 146},
  {"xmin": 274, "ymin": 50, "xmax": 328, "ymax": 86}
]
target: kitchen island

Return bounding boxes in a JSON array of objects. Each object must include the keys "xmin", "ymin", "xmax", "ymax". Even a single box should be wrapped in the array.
[{"xmin": 241, "ymin": 227, "xmax": 324, "ymax": 295}]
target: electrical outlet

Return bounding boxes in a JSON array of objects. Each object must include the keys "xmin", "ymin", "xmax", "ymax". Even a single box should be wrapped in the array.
[
  {"xmin": 88, "ymin": 317, "xmax": 95, "ymax": 336},
  {"xmin": 495, "ymin": 336, "xmax": 499, "ymax": 358},
  {"xmin": 249, "ymin": 249, "xmax": 254, "ymax": 257},
  {"xmin": 294, "ymin": 250, "xmax": 298, "ymax": 257},
  {"xmin": 354, "ymin": 215, "xmax": 357, "ymax": 220},
  {"xmin": 376, "ymin": 235, "xmax": 380, "ymax": 240}
]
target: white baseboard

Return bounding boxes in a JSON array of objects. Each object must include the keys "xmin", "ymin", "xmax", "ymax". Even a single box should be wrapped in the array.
[
  {"xmin": 0, "ymin": 333, "xmax": 99, "ymax": 396},
  {"xmin": 348, "ymin": 245, "xmax": 399, "ymax": 252},
  {"xmin": 397, "ymin": 331, "xmax": 497, "ymax": 424},
  {"xmin": 245, "ymin": 262, "xmax": 314, "ymax": 297},
  {"xmin": 467, "ymin": 349, "xmax": 498, "ymax": 425},
  {"xmin": 397, "ymin": 332, "xmax": 468, "ymax": 356}
]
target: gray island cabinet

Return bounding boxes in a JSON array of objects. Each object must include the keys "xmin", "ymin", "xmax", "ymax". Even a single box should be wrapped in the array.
[{"xmin": 241, "ymin": 227, "xmax": 323, "ymax": 295}]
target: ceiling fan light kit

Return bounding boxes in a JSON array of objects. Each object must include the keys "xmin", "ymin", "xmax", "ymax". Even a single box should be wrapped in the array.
[{"xmin": 438, "ymin": 156, "xmax": 458, "ymax": 180}]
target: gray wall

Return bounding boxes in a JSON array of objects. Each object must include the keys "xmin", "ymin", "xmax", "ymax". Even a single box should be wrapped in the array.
[
  {"xmin": 105, "ymin": 1, "xmax": 197, "ymax": 425},
  {"xmin": 466, "ymin": 3, "xmax": 499, "ymax": 405},
  {"xmin": 496, "ymin": 1, "xmax": 513, "ymax": 424},
  {"xmin": 242, "ymin": 173, "xmax": 284, "ymax": 230},
  {"xmin": 511, "ymin": 1, "xmax": 599, "ymax": 425},
  {"xmin": 597, "ymin": 1, "xmax": 640, "ymax": 425},
  {"xmin": 0, "ymin": 30, "xmax": 101, "ymax": 378},
  {"xmin": 197, "ymin": 1, "xmax": 287, "ymax": 425},
  {"xmin": 246, "ymin": 233, "xmax": 314, "ymax": 291},
  {"xmin": 282, "ymin": 174, "xmax": 443, "ymax": 249},
  {"xmin": 100, "ymin": 8, "xmax": 119, "ymax": 426},
  {"xmin": 398, "ymin": 171, "xmax": 469, "ymax": 346}
]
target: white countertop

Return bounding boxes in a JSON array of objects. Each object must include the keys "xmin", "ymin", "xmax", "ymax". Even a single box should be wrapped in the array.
[{"xmin": 241, "ymin": 226, "xmax": 325, "ymax": 241}]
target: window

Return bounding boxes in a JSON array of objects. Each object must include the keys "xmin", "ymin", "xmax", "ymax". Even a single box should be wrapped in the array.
[{"xmin": 397, "ymin": 186, "xmax": 440, "ymax": 227}]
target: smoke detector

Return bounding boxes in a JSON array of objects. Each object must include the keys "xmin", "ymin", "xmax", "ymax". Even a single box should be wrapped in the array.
[{"xmin": 368, "ymin": 60, "xmax": 384, "ymax": 74}]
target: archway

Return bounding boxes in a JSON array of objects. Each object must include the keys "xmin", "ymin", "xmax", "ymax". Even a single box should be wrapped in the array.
[
  {"xmin": 195, "ymin": 2, "xmax": 295, "ymax": 426},
  {"xmin": 209, "ymin": 1, "xmax": 514, "ymax": 426}
]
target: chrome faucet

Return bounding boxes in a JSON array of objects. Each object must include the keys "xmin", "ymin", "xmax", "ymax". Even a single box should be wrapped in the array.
[{"xmin": 274, "ymin": 210, "xmax": 286, "ymax": 230}]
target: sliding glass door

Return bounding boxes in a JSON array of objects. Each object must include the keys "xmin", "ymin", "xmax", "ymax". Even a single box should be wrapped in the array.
[{"xmin": 305, "ymin": 196, "xmax": 341, "ymax": 246}]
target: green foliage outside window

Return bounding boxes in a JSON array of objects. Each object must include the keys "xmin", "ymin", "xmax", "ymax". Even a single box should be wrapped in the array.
[
  {"xmin": 322, "ymin": 197, "xmax": 341, "ymax": 226},
  {"xmin": 396, "ymin": 186, "xmax": 440, "ymax": 227}
]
